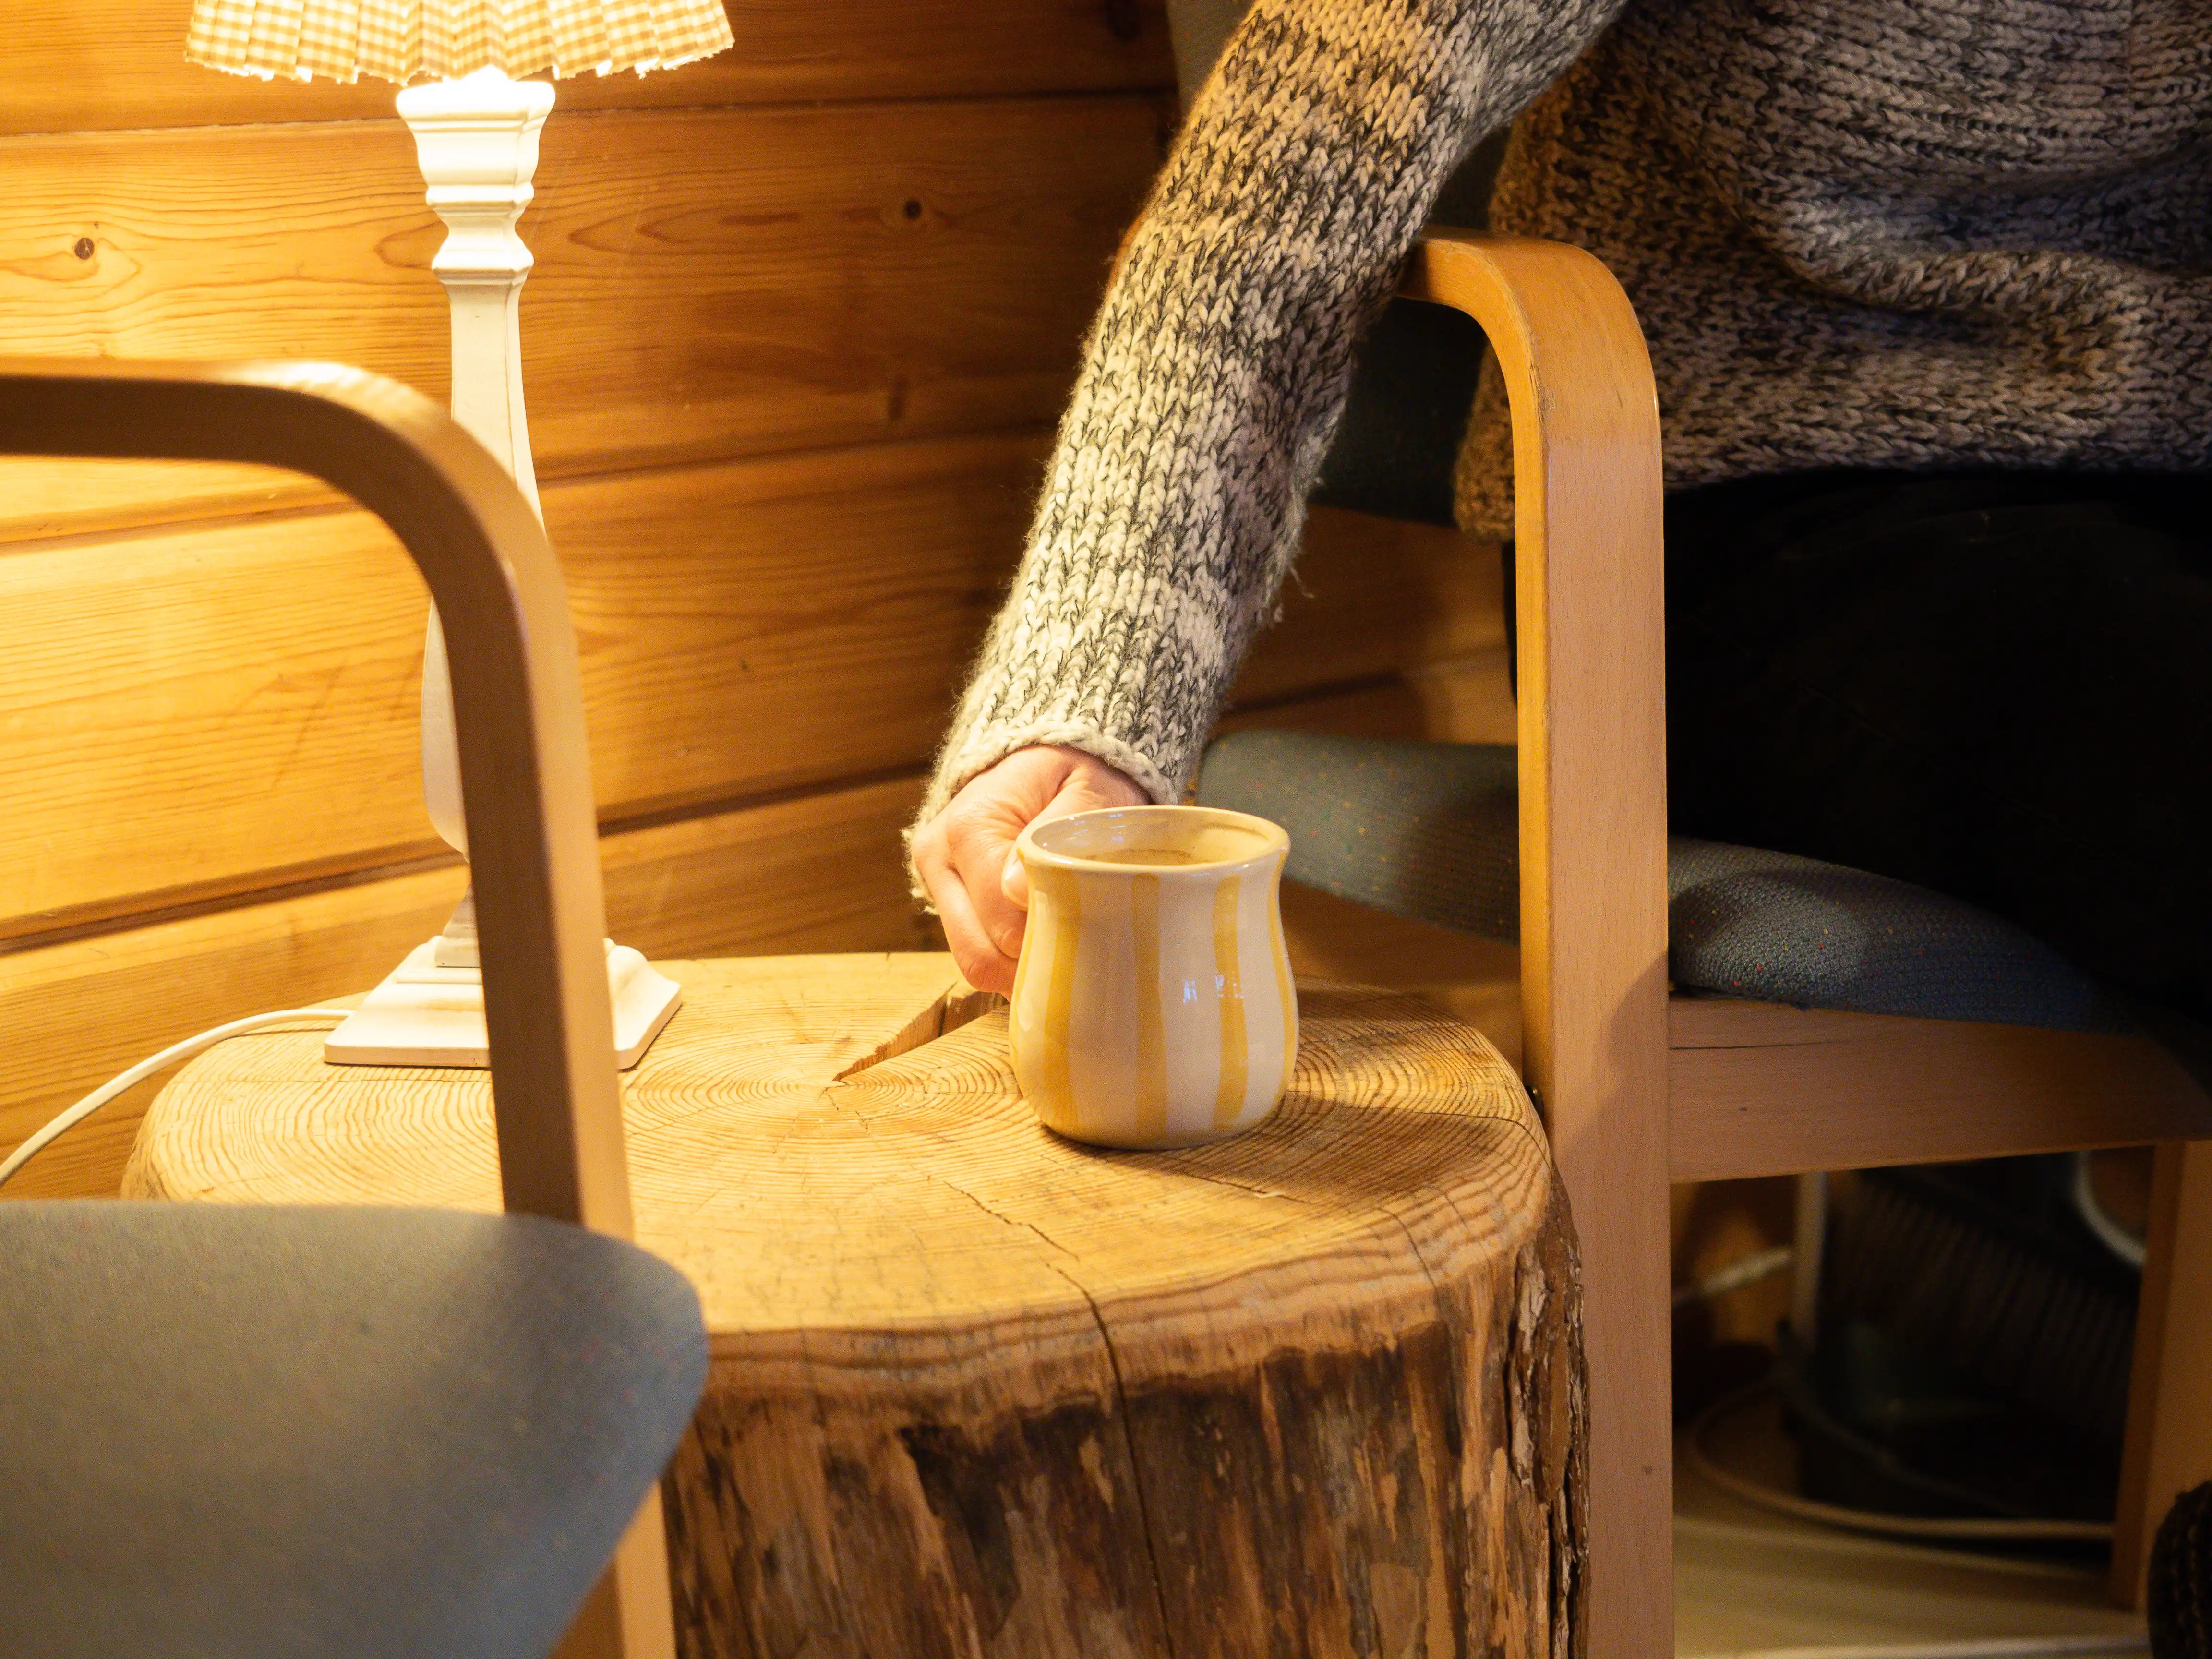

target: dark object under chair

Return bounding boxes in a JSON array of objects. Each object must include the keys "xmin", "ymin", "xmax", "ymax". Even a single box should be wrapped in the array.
[
  {"xmin": 2153, "ymin": 1482, "xmax": 2212, "ymax": 1659},
  {"xmin": 1798, "ymin": 1157, "xmax": 2141, "ymax": 1528}
]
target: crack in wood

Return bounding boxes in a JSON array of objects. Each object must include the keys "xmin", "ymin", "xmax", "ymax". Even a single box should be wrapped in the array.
[{"xmin": 833, "ymin": 981, "xmax": 1007, "ymax": 1080}]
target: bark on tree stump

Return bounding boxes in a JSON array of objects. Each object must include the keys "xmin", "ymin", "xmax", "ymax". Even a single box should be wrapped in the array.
[{"xmin": 128, "ymin": 953, "xmax": 1586, "ymax": 1659}]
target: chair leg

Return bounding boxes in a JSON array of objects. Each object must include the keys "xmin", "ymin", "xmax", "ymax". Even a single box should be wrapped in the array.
[
  {"xmin": 555, "ymin": 1489, "xmax": 680, "ymax": 1659},
  {"xmin": 2113, "ymin": 1139, "xmax": 2212, "ymax": 1606},
  {"xmin": 1551, "ymin": 1059, "xmax": 1675, "ymax": 1659}
]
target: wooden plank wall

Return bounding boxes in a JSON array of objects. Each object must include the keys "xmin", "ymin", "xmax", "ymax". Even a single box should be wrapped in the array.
[{"xmin": 0, "ymin": 0, "xmax": 1512, "ymax": 1199}]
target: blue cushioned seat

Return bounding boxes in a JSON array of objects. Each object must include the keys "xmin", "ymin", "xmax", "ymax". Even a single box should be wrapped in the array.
[
  {"xmin": 0, "ymin": 1202, "xmax": 709, "ymax": 1659},
  {"xmin": 1198, "ymin": 729, "xmax": 2128, "ymax": 1032}
]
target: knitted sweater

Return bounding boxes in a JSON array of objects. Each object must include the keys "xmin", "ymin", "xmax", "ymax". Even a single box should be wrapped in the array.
[{"xmin": 918, "ymin": 0, "xmax": 2212, "ymax": 833}]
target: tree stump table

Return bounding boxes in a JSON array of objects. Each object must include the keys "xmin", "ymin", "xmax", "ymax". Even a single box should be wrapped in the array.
[{"xmin": 127, "ymin": 954, "xmax": 1586, "ymax": 1659}]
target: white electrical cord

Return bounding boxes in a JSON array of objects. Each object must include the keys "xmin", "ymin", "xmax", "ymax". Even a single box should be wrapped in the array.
[
  {"xmin": 1687, "ymin": 1381, "xmax": 2116, "ymax": 1544},
  {"xmin": 2069, "ymin": 1152, "xmax": 2148, "ymax": 1270},
  {"xmin": 0, "ymin": 1008, "xmax": 356, "ymax": 1190},
  {"xmin": 1674, "ymin": 1244, "xmax": 1797, "ymax": 1308}
]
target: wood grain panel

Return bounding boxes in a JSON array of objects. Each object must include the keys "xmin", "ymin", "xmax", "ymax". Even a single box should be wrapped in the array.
[
  {"xmin": 0, "ymin": 1, "xmax": 1173, "ymax": 138},
  {"xmin": 4, "ymin": 454, "xmax": 1509, "ymax": 938},
  {"xmin": 0, "ymin": 493, "xmax": 432, "ymax": 928},
  {"xmin": 1275, "ymin": 880, "xmax": 1523, "ymax": 1070},
  {"xmin": 1221, "ymin": 648, "xmax": 1516, "ymax": 747},
  {"xmin": 553, "ymin": 435, "xmax": 1036, "ymax": 824},
  {"xmin": 0, "ymin": 435, "xmax": 1034, "ymax": 934},
  {"xmin": 0, "ymin": 772, "xmax": 930, "ymax": 1200},
  {"xmin": 1234, "ymin": 508, "xmax": 1503, "ymax": 705},
  {"xmin": 0, "ymin": 94, "xmax": 1161, "ymax": 538},
  {"xmin": 0, "ymin": 459, "xmax": 309, "ymax": 548}
]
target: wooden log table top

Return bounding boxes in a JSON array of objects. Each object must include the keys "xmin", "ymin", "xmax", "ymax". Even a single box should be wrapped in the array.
[{"xmin": 128, "ymin": 953, "xmax": 1585, "ymax": 1659}]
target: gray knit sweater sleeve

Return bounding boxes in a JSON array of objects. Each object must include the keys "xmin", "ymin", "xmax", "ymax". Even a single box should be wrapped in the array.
[{"xmin": 916, "ymin": 0, "xmax": 1623, "ymax": 827}]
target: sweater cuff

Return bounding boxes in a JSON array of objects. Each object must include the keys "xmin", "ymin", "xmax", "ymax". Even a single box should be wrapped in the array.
[{"xmin": 927, "ymin": 721, "xmax": 1178, "ymax": 823}]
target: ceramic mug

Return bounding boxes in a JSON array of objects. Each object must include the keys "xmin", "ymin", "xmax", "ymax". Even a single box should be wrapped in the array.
[{"xmin": 1009, "ymin": 805, "xmax": 1298, "ymax": 1149}]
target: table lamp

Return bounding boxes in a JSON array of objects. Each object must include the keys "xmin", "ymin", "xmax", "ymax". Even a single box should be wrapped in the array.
[{"xmin": 185, "ymin": 0, "xmax": 732, "ymax": 1068}]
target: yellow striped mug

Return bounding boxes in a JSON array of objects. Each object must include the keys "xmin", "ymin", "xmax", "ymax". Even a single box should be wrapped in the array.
[{"xmin": 1010, "ymin": 805, "xmax": 1298, "ymax": 1149}]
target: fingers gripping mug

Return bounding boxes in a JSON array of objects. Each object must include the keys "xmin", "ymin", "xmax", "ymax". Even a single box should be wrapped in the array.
[{"xmin": 1010, "ymin": 805, "xmax": 1298, "ymax": 1149}]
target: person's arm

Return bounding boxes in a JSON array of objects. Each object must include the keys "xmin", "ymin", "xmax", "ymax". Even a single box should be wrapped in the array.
[{"xmin": 915, "ymin": 0, "xmax": 1627, "ymax": 991}]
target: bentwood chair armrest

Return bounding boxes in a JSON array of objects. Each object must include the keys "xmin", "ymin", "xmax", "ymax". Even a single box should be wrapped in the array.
[
  {"xmin": 0, "ymin": 359, "xmax": 676, "ymax": 1659},
  {"xmin": 0, "ymin": 357, "xmax": 628, "ymax": 1236},
  {"xmin": 1399, "ymin": 232, "xmax": 1669, "ymax": 1125},
  {"xmin": 1399, "ymin": 233, "xmax": 1674, "ymax": 1658}
]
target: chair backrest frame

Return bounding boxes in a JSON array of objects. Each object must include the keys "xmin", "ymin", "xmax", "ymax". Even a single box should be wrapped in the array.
[
  {"xmin": 0, "ymin": 357, "xmax": 631, "ymax": 1236},
  {"xmin": 0, "ymin": 358, "xmax": 672, "ymax": 1659}
]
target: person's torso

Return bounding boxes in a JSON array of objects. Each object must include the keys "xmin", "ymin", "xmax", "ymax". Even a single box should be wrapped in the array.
[
  {"xmin": 1454, "ymin": 0, "xmax": 2212, "ymax": 529},
  {"xmin": 1610, "ymin": 0, "xmax": 2212, "ymax": 296}
]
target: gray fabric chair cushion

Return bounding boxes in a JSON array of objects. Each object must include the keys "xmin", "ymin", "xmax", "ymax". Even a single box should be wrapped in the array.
[
  {"xmin": 0, "ymin": 1202, "xmax": 708, "ymax": 1659},
  {"xmin": 1198, "ymin": 729, "xmax": 2126, "ymax": 1032}
]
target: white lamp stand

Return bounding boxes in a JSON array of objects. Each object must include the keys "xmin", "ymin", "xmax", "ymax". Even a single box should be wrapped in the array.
[{"xmin": 325, "ymin": 67, "xmax": 681, "ymax": 1070}]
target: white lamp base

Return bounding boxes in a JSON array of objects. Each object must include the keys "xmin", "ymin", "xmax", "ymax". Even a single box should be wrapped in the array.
[{"xmin": 324, "ymin": 940, "xmax": 682, "ymax": 1070}]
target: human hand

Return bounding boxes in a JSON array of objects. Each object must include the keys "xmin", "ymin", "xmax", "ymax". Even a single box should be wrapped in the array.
[{"xmin": 912, "ymin": 745, "xmax": 1150, "ymax": 995}]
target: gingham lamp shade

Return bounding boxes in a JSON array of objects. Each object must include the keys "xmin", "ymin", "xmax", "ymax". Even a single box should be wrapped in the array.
[{"xmin": 185, "ymin": 0, "xmax": 734, "ymax": 83}]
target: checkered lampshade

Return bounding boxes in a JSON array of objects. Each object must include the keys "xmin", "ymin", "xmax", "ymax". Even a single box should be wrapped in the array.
[{"xmin": 185, "ymin": 0, "xmax": 733, "ymax": 83}]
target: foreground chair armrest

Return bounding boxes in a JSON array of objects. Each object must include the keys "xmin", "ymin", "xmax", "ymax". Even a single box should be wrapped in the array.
[
  {"xmin": 0, "ymin": 358, "xmax": 622, "ymax": 1225},
  {"xmin": 0, "ymin": 358, "xmax": 696, "ymax": 1659}
]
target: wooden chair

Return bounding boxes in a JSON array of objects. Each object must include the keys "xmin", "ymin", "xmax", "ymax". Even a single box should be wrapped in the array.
[
  {"xmin": 0, "ymin": 359, "xmax": 702, "ymax": 1659},
  {"xmin": 1200, "ymin": 233, "xmax": 2212, "ymax": 1655}
]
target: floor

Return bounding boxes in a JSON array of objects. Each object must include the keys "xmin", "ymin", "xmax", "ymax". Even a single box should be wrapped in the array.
[{"xmin": 1674, "ymin": 1390, "xmax": 2149, "ymax": 1659}]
